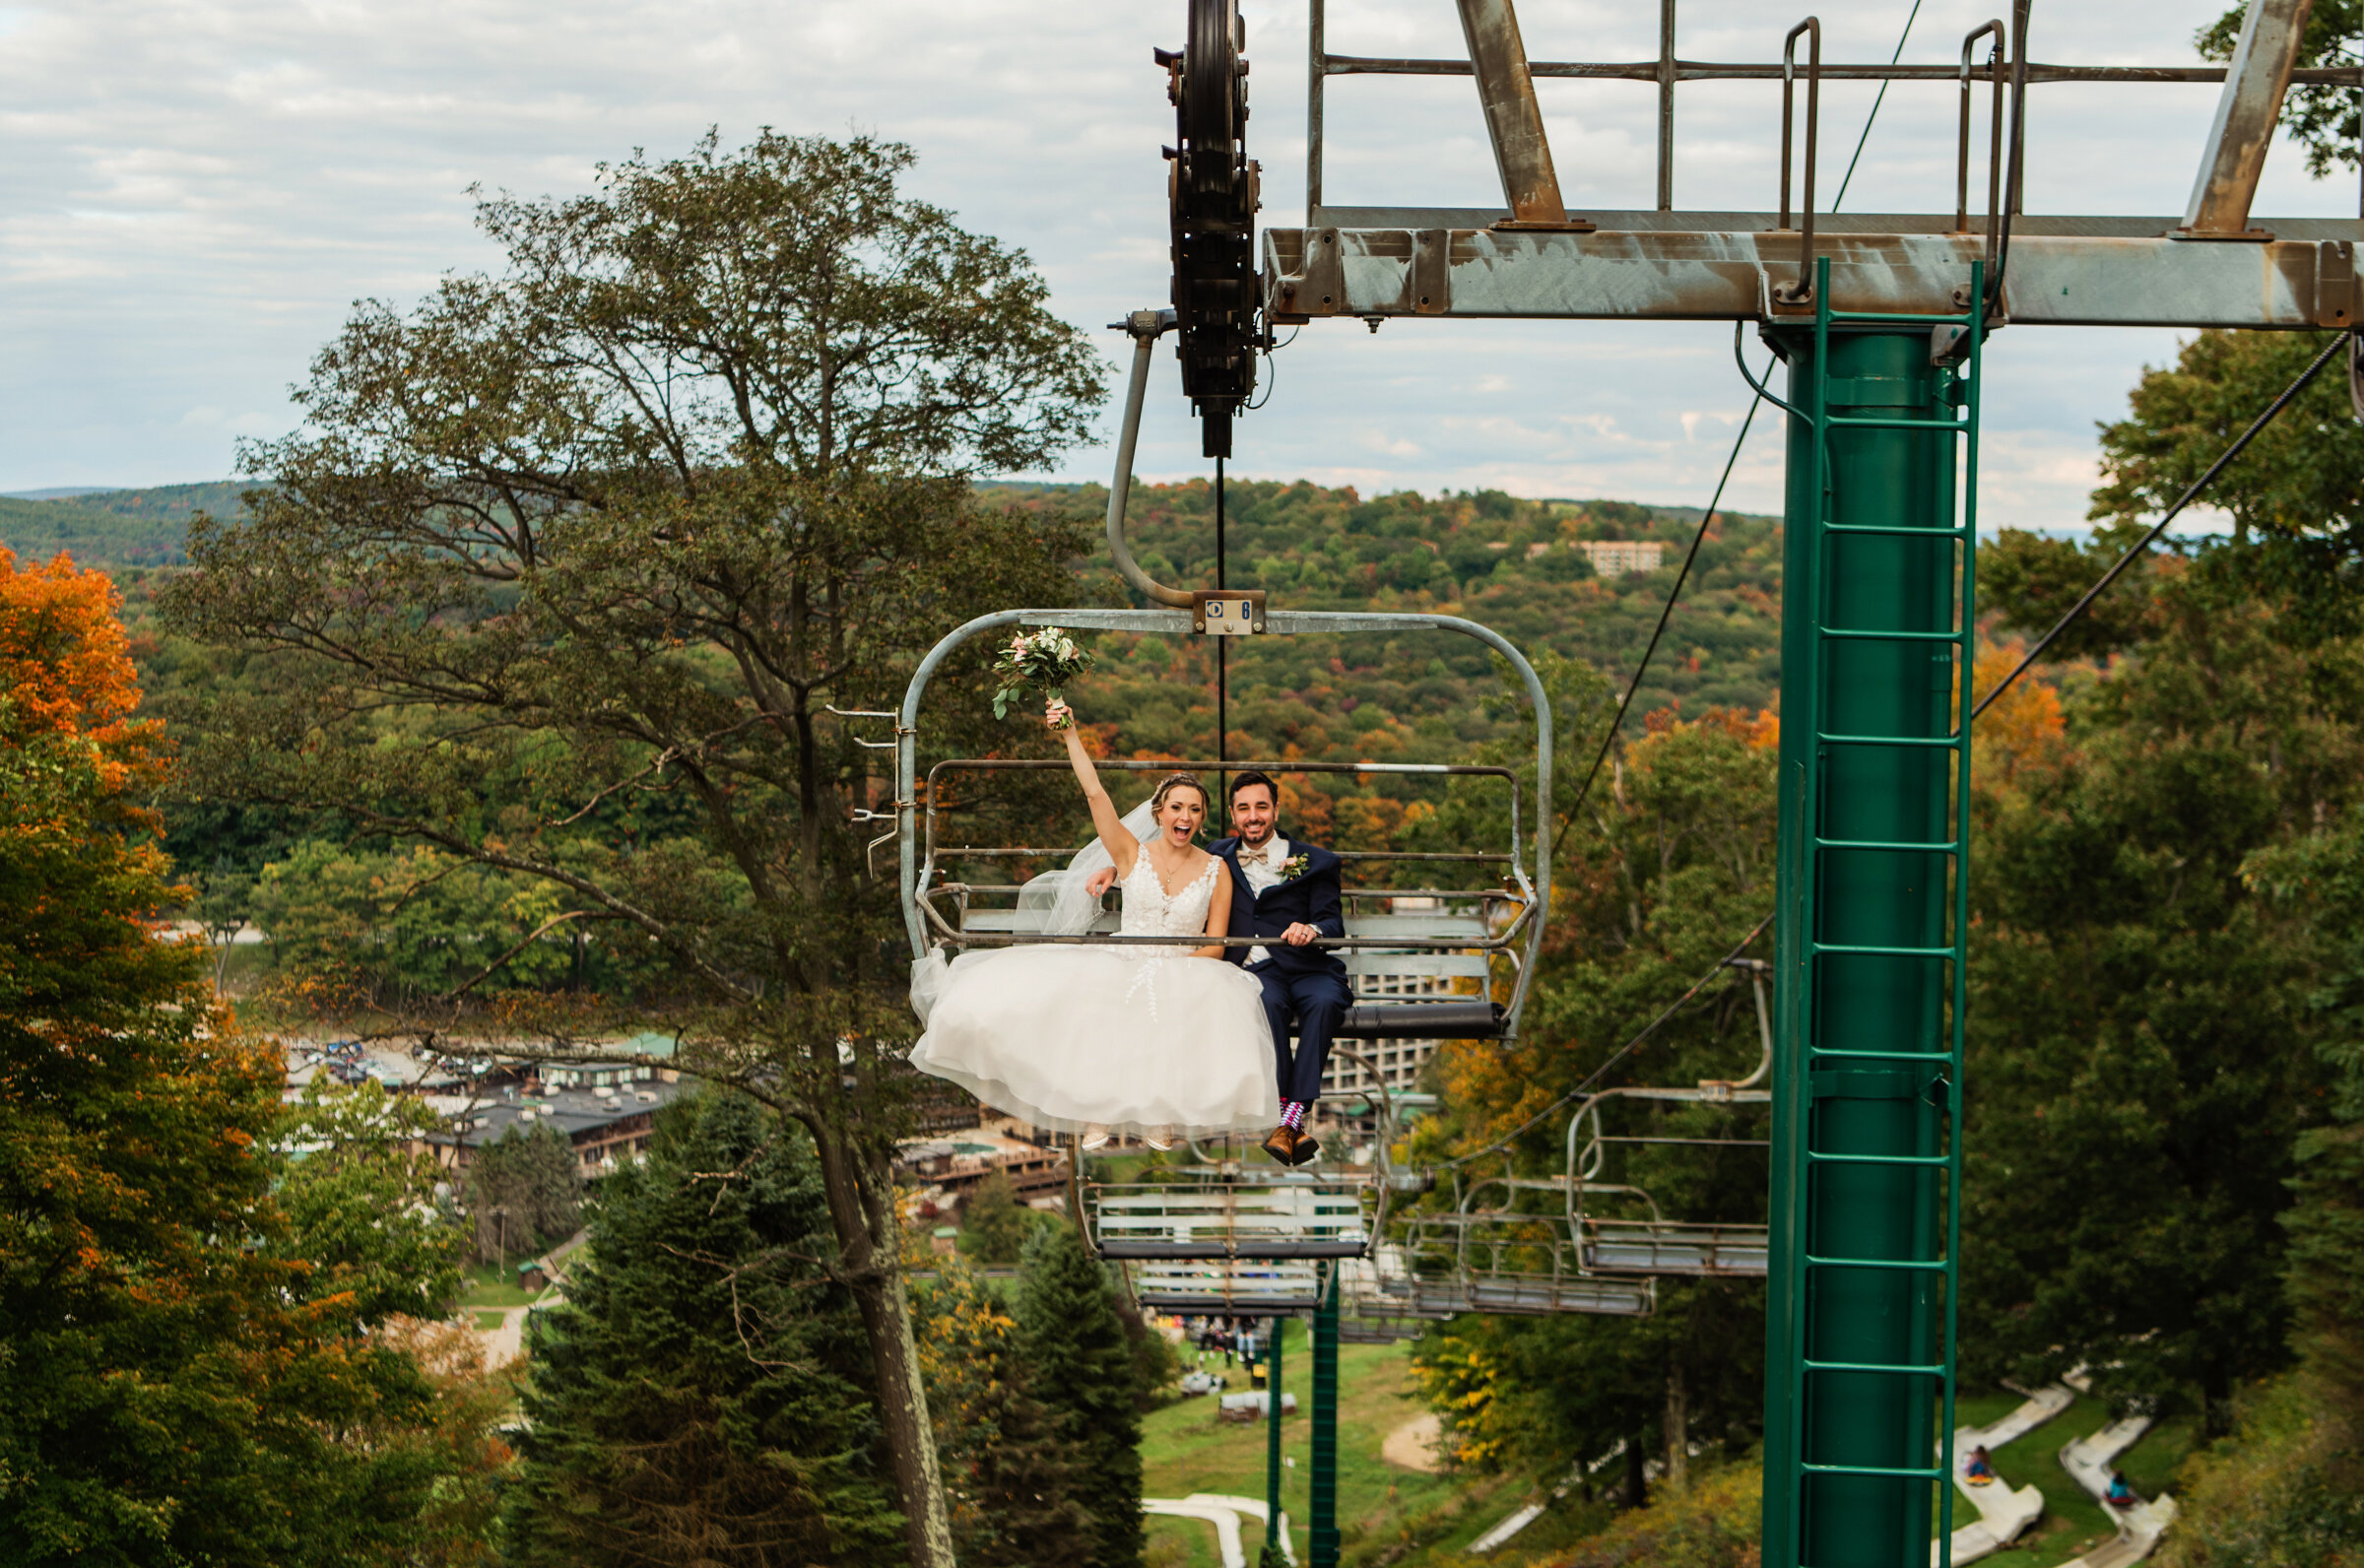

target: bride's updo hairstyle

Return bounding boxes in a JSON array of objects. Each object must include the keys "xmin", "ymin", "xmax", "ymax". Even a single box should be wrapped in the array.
[{"xmin": 1149, "ymin": 771, "xmax": 1210, "ymax": 818}]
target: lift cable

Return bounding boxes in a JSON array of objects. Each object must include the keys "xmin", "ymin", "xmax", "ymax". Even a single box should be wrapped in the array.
[
  {"xmin": 1431, "ymin": 909, "xmax": 1774, "ymax": 1173},
  {"xmin": 1969, "ymin": 326, "xmax": 2359, "ymax": 723},
  {"xmin": 1555, "ymin": 19, "xmax": 1930, "ymax": 856},
  {"xmin": 1554, "ymin": 391, "xmax": 1764, "ymax": 860},
  {"xmin": 1831, "ymin": 0, "xmax": 1926, "ymax": 210}
]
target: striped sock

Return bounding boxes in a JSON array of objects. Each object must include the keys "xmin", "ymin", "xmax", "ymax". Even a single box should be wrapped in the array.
[{"xmin": 1280, "ymin": 1100, "xmax": 1305, "ymax": 1130}]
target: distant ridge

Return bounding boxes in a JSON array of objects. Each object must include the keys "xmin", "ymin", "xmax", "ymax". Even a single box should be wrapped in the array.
[{"xmin": 0, "ymin": 481, "xmax": 251, "ymax": 567}]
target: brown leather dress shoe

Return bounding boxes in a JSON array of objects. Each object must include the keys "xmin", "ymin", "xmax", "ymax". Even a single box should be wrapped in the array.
[
  {"xmin": 1289, "ymin": 1129, "xmax": 1323, "ymax": 1166},
  {"xmin": 1261, "ymin": 1126, "xmax": 1297, "ymax": 1165}
]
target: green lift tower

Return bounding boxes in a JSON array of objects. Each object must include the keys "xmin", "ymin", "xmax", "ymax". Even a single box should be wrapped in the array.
[{"xmin": 1234, "ymin": 0, "xmax": 2356, "ymax": 1560}]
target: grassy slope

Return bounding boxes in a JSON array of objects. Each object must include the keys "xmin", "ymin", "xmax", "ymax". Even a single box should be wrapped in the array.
[
  {"xmin": 1141, "ymin": 1323, "xmax": 1545, "ymax": 1568},
  {"xmin": 456, "ymin": 1259, "xmax": 540, "ymax": 1309}
]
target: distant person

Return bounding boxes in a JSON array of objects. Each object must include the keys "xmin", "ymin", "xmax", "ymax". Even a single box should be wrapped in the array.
[
  {"xmin": 1963, "ymin": 1445, "xmax": 1996, "ymax": 1485},
  {"xmin": 2105, "ymin": 1469, "xmax": 2138, "ymax": 1509}
]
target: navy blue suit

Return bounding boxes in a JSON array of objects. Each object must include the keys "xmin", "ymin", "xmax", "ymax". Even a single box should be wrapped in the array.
[{"xmin": 1210, "ymin": 836, "xmax": 1354, "ymax": 1108}]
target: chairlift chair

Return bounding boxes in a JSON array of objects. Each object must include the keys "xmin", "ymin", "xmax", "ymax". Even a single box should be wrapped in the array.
[{"xmin": 883, "ymin": 311, "xmax": 1554, "ymax": 1284}]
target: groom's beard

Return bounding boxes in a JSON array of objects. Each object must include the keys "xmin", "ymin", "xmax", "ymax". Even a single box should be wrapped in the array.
[{"xmin": 1235, "ymin": 824, "xmax": 1277, "ymax": 851}]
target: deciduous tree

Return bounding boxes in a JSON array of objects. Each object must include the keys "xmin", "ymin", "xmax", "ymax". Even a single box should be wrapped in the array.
[
  {"xmin": 465, "ymin": 1119, "xmax": 583, "ymax": 1264},
  {"xmin": 161, "ymin": 130, "xmax": 1103, "ymax": 1566},
  {"xmin": 0, "ymin": 547, "xmax": 488, "ymax": 1564},
  {"xmin": 916, "ymin": 1261, "xmax": 1095, "ymax": 1566}
]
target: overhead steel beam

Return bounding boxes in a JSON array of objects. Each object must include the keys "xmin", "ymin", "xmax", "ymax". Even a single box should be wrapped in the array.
[
  {"xmin": 1264, "ymin": 222, "xmax": 2360, "ymax": 329},
  {"xmin": 2183, "ymin": 0, "xmax": 2316, "ymax": 238},
  {"xmin": 1451, "ymin": 0, "xmax": 1582, "ymax": 229},
  {"xmin": 1316, "ymin": 54, "xmax": 2363, "ymax": 87}
]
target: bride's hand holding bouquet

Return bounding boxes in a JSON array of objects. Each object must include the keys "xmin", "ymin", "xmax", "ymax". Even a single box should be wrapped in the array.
[{"xmin": 994, "ymin": 626, "xmax": 1093, "ymax": 726}]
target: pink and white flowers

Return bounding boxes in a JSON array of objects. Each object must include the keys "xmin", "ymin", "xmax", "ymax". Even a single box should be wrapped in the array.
[{"xmin": 992, "ymin": 626, "xmax": 1094, "ymax": 726}]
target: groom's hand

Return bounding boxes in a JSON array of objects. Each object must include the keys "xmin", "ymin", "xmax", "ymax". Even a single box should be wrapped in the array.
[
  {"xmin": 1085, "ymin": 868, "xmax": 1117, "ymax": 898},
  {"xmin": 1281, "ymin": 922, "xmax": 1320, "ymax": 946}
]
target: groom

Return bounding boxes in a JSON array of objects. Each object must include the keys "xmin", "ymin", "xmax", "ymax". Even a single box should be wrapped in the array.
[{"xmin": 1211, "ymin": 770, "xmax": 1353, "ymax": 1167}]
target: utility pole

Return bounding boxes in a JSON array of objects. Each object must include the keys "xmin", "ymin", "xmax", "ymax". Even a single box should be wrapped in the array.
[
  {"xmin": 1310, "ymin": 1288, "xmax": 1341, "ymax": 1568},
  {"xmin": 1265, "ymin": 1315, "xmax": 1286, "ymax": 1559}
]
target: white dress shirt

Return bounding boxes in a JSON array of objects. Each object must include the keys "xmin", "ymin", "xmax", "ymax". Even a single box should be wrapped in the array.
[{"xmin": 1238, "ymin": 836, "xmax": 1288, "ymax": 964}]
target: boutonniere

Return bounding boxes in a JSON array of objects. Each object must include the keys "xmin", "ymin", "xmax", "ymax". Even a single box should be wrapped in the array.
[{"xmin": 1280, "ymin": 853, "xmax": 1312, "ymax": 882}]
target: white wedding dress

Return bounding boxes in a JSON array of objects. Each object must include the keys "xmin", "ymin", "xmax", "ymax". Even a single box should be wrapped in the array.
[{"xmin": 908, "ymin": 848, "xmax": 1280, "ymax": 1140}]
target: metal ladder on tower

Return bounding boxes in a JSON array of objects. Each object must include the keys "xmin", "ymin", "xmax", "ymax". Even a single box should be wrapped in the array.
[{"xmin": 1763, "ymin": 257, "xmax": 1984, "ymax": 1568}]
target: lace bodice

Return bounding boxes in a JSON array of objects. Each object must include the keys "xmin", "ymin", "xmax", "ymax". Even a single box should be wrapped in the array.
[{"xmin": 1119, "ymin": 852, "xmax": 1220, "ymax": 949}]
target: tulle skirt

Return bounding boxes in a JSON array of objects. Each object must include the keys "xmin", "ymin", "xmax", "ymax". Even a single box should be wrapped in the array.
[{"xmin": 908, "ymin": 945, "xmax": 1281, "ymax": 1138}]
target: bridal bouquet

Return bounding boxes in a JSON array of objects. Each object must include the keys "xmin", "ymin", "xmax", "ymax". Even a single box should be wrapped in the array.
[{"xmin": 992, "ymin": 626, "xmax": 1095, "ymax": 726}]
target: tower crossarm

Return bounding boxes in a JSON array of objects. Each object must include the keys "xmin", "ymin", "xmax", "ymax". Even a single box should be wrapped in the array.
[{"xmin": 1266, "ymin": 219, "xmax": 2360, "ymax": 330}]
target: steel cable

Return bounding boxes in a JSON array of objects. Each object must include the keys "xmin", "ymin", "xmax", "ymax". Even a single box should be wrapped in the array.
[
  {"xmin": 1558, "ymin": 0, "xmax": 1928, "ymax": 848},
  {"xmin": 1970, "ymin": 327, "xmax": 2359, "ymax": 722},
  {"xmin": 1832, "ymin": 0, "xmax": 1926, "ymax": 210},
  {"xmin": 1432, "ymin": 910, "xmax": 1774, "ymax": 1172}
]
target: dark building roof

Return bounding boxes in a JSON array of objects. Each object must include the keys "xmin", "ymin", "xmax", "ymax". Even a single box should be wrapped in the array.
[{"xmin": 428, "ymin": 1078, "xmax": 688, "ymax": 1152}]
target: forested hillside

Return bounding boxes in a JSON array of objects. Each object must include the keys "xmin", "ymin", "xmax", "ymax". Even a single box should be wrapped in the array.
[
  {"xmin": 0, "ymin": 482, "xmax": 245, "ymax": 565},
  {"xmin": 9, "ymin": 476, "xmax": 1783, "ymax": 936},
  {"xmin": 1004, "ymin": 478, "xmax": 1781, "ymax": 755}
]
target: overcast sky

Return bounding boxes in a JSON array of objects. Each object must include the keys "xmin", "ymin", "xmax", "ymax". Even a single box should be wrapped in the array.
[{"xmin": 0, "ymin": 0, "xmax": 2353, "ymax": 529}]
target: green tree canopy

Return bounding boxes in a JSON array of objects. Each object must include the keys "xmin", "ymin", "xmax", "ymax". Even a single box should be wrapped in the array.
[
  {"xmin": 1408, "ymin": 701, "xmax": 1777, "ymax": 1487},
  {"xmin": 962, "ymin": 1168, "xmax": 1029, "ymax": 1266},
  {"xmin": 2089, "ymin": 328, "xmax": 2364, "ymax": 638},
  {"xmin": 2200, "ymin": 1, "xmax": 2360, "ymax": 178},
  {"xmin": 465, "ymin": 1119, "xmax": 583, "ymax": 1264},
  {"xmin": 1962, "ymin": 565, "xmax": 2361, "ymax": 1427},
  {"xmin": 915, "ymin": 1262, "xmax": 1096, "ymax": 1567},
  {"xmin": 0, "ymin": 547, "xmax": 485, "ymax": 1564}
]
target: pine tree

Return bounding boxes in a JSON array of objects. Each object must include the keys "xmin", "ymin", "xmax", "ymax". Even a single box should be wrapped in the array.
[
  {"xmin": 963, "ymin": 1168, "xmax": 1029, "ymax": 1265},
  {"xmin": 1014, "ymin": 1219, "xmax": 1144, "ymax": 1568},
  {"xmin": 503, "ymin": 1090, "xmax": 903, "ymax": 1565},
  {"xmin": 466, "ymin": 1120, "xmax": 582, "ymax": 1262},
  {"xmin": 916, "ymin": 1263, "xmax": 1093, "ymax": 1567}
]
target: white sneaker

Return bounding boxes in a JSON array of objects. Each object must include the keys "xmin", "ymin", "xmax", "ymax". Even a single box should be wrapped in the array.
[
  {"xmin": 1145, "ymin": 1126, "xmax": 1175, "ymax": 1150},
  {"xmin": 1081, "ymin": 1124, "xmax": 1111, "ymax": 1150}
]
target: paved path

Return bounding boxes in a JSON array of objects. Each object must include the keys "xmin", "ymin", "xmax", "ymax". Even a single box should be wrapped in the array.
[
  {"xmin": 2050, "ymin": 1415, "xmax": 2177, "ymax": 1568},
  {"xmin": 1931, "ymin": 1383, "xmax": 2072, "ymax": 1565},
  {"xmin": 1190, "ymin": 1496, "xmax": 1294, "ymax": 1565},
  {"xmin": 1381, "ymin": 1410, "xmax": 1444, "ymax": 1473},
  {"xmin": 1146, "ymin": 1494, "xmax": 1301, "ymax": 1568},
  {"xmin": 477, "ymin": 1306, "xmax": 530, "ymax": 1367}
]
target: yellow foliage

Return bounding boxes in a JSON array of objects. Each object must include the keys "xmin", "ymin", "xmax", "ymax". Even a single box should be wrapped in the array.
[{"xmin": 1969, "ymin": 638, "xmax": 2068, "ymax": 788}]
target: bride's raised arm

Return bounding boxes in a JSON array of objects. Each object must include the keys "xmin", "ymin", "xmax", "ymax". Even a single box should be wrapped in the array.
[{"xmin": 1048, "ymin": 699, "xmax": 1141, "ymax": 878}]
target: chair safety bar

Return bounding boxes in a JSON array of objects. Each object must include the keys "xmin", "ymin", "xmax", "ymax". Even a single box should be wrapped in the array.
[{"xmin": 896, "ymin": 608, "xmax": 1552, "ymax": 1041}]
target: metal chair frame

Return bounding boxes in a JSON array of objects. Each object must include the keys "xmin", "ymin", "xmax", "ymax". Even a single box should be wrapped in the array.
[{"xmin": 894, "ymin": 607, "xmax": 1552, "ymax": 1044}]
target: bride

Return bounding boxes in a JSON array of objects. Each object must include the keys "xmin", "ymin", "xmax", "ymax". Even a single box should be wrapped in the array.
[{"xmin": 907, "ymin": 697, "xmax": 1280, "ymax": 1147}]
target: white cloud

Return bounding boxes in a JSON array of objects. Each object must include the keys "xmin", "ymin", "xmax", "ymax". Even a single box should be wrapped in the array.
[{"xmin": 0, "ymin": 0, "xmax": 2348, "ymax": 524}]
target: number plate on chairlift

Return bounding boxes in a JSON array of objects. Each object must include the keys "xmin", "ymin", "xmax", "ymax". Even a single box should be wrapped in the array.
[{"xmin": 1192, "ymin": 589, "xmax": 1267, "ymax": 635}]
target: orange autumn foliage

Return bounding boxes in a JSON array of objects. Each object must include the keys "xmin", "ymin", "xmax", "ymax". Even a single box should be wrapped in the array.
[
  {"xmin": 0, "ymin": 545, "xmax": 164, "ymax": 791},
  {"xmin": 1969, "ymin": 637, "xmax": 2068, "ymax": 786}
]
